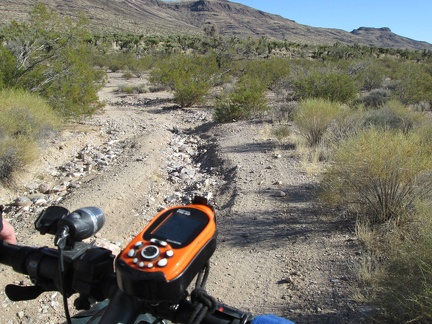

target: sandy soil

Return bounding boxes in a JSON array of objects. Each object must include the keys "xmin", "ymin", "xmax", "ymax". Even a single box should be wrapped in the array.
[{"xmin": 0, "ymin": 73, "xmax": 366, "ymax": 323}]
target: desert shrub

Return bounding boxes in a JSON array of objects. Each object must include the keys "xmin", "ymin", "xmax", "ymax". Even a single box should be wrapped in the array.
[
  {"xmin": 1, "ymin": 4, "xmax": 105, "ymax": 118},
  {"xmin": 116, "ymin": 84, "xmax": 147, "ymax": 94},
  {"xmin": 96, "ymin": 52, "xmax": 155, "ymax": 73},
  {"xmin": 213, "ymin": 75, "xmax": 268, "ymax": 123},
  {"xmin": 363, "ymin": 99, "xmax": 423, "ymax": 133},
  {"xmin": 150, "ymin": 54, "xmax": 219, "ymax": 107},
  {"xmin": 122, "ymin": 72, "xmax": 134, "ymax": 79},
  {"xmin": 0, "ymin": 44, "xmax": 16, "ymax": 89},
  {"xmin": 353, "ymin": 89, "xmax": 391, "ymax": 109},
  {"xmin": 241, "ymin": 57, "xmax": 290, "ymax": 90},
  {"xmin": 353, "ymin": 122, "xmax": 432, "ymax": 324},
  {"xmin": 270, "ymin": 101, "xmax": 298, "ymax": 122},
  {"xmin": 358, "ymin": 200, "xmax": 432, "ymax": 323},
  {"xmin": 0, "ymin": 89, "xmax": 60, "ymax": 139},
  {"xmin": 319, "ymin": 128, "xmax": 432, "ymax": 224},
  {"xmin": 272, "ymin": 125, "xmax": 290, "ymax": 142},
  {"xmin": 392, "ymin": 62, "xmax": 432, "ymax": 105},
  {"xmin": 293, "ymin": 71, "xmax": 357, "ymax": 103},
  {"xmin": 0, "ymin": 89, "xmax": 59, "ymax": 180},
  {"xmin": 0, "ymin": 137, "xmax": 38, "ymax": 183},
  {"xmin": 324, "ymin": 107, "xmax": 366, "ymax": 144},
  {"xmin": 292, "ymin": 98, "xmax": 342, "ymax": 146},
  {"xmin": 349, "ymin": 59, "xmax": 387, "ymax": 91}
]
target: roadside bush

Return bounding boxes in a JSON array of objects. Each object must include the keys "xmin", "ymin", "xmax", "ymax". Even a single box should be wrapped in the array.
[
  {"xmin": 370, "ymin": 200, "xmax": 432, "ymax": 323},
  {"xmin": 150, "ymin": 54, "xmax": 219, "ymax": 107},
  {"xmin": 319, "ymin": 128, "xmax": 432, "ymax": 224},
  {"xmin": 0, "ymin": 89, "xmax": 59, "ymax": 181},
  {"xmin": 213, "ymin": 75, "xmax": 268, "ymax": 123},
  {"xmin": 0, "ymin": 137, "xmax": 38, "ymax": 183},
  {"xmin": 293, "ymin": 71, "xmax": 357, "ymax": 103},
  {"xmin": 292, "ymin": 98, "xmax": 342, "ymax": 146}
]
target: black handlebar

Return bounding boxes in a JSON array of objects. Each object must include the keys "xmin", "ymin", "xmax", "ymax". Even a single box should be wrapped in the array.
[{"xmin": 0, "ymin": 240, "xmax": 253, "ymax": 324}]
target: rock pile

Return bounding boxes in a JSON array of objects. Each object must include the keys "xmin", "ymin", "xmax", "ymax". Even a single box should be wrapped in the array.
[{"xmin": 163, "ymin": 127, "xmax": 220, "ymax": 205}]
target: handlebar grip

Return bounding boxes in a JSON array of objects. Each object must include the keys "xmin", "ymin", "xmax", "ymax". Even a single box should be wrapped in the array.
[{"xmin": 0, "ymin": 241, "xmax": 36, "ymax": 274}]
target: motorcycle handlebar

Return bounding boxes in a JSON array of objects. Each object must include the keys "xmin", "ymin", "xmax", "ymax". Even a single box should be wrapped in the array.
[{"xmin": 0, "ymin": 240, "xmax": 291, "ymax": 324}]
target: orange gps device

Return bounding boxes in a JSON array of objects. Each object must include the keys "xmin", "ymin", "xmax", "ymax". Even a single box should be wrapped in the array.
[{"xmin": 115, "ymin": 197, "xmax": 217, "ymax": 303}]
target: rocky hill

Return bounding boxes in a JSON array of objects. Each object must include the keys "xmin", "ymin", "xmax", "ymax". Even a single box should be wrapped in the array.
[{"xmin": 0, "ymin": 0, "xmax": 431, "ymax": 50}]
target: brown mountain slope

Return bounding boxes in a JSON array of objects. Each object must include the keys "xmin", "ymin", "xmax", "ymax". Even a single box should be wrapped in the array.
[{"xmin": 0, "ymin": 0, "xmax": 431, "ymax": 50}]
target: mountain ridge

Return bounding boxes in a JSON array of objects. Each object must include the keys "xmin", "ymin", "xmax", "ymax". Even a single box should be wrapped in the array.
[{"xmin": 0, "ymin": 0, "xmax": 430, "ymax": 50}]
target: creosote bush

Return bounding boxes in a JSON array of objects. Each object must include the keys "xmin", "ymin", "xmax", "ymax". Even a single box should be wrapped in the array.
[
  {"xmin": 319, "ymin": 128, "xmax": 432, "ymax": 224},
  {"xmin": 149, "ymin": 54, "xmax": 219, "ymax": 107},
  {"xmin": 213, "ymin": 75, "xmax": 268, "ymax": 123},
  {"xmin": 293, "ymin": 71, "xmax": 357, "ymax": 103}
]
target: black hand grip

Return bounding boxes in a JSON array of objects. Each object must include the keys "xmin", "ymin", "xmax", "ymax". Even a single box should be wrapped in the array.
[{"xmin": 0, "ymin": 241, "xmax": 35, "ymax": 274}]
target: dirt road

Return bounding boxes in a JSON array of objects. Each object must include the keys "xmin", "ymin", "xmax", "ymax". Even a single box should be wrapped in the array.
[{"xmin": 0, "ymin": 73, "xmax": 365, "ymax": 323}]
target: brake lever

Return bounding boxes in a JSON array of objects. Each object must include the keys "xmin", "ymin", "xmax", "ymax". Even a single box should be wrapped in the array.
[{"xmin": 5, "ymin": 284, "xmax": 45, "ymax": 301}]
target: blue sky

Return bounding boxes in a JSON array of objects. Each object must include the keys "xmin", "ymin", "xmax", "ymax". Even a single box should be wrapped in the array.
[{"xmin": 230, "ymin": 0, "xmax": 432, "ymax": 44}]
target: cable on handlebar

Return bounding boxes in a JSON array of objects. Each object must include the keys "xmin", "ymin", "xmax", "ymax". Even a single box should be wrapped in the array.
[
  {"xmin": 186, "ymin": 261, "xmax": 217, "ymax": 324},
  {"xmin": 56, "ymin": 226, "xmax": 73, "ymax": 324}
]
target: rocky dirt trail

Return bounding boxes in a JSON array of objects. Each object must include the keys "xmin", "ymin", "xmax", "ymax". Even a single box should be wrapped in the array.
[{"xmin": 0, "ymin": 73, "xmax": 366, "ymax": 323}]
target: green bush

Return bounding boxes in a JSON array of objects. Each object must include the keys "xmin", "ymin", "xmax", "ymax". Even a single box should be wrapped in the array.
[
  {"xmin": 150, "ymin": 54, "xmax": 219, "ymax": 107},
  {"xmin": 0, "ymin": 89, "xmax": 59, "ymax": 181},
  {"xmin": 293, "ymin": 71, "xmax": 357, "ymax": 103},
  {"xmin": 349, "ymin": 59, "xmax": 387, "ymax": 91},
  {"xmin": 241, "ymin": 58, "xmax": 290, "ymax": 90},
  {"xmin": 292, "ymin": 98, "xmax": 342, "ymax": 146},
  {"xmin": 319, "ymin": 128, "xmax": 432, "ymax": 224},
  {"xmin": 213, "ymin": 75, "xmax": 268, "ymax": 123},
  {"xmin": 392, "ymin": 62, "xmax": 432, "ymax": 105},
  {"xmin": 0, "ymin": 44, "xmax": 16, "ymax": 89},
  {"xmin": 1, "ymin": 4, "xmax": 105, "ymax": 118}
]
